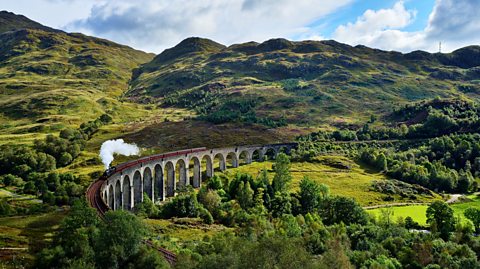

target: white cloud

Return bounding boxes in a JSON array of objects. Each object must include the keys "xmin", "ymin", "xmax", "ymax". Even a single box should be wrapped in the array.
[
  {"xmin": 333, "ymin": 1, "xmax": 423, "ymax": 51},
  {"xmin": 332, "ymin": 0, "xmax": 480, "ymax": 52},
  {"xmin": 424, "ymin": 0, "xmax": 480, "ymax": 52},
  {"xmin": 66, "ymin": 0, "xmax": 352, "ymax": 52}
]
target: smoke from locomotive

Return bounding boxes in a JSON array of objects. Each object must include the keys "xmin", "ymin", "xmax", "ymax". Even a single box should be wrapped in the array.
[{"xmin": 99, "ymin": 139, "xmax": 140, "ymax": 169}]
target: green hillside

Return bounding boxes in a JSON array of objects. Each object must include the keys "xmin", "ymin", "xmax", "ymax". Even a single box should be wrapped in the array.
[
  {"xmin": 128, "ymin": 37, "xmax": 480, "ymax": 128},
  {"xmin": 0, "ymin": 11, "xmax": 155, "ymax": 138}
]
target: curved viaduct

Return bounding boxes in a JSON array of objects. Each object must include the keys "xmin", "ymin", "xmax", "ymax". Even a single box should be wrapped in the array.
[{"xmin": 100, "ymin": 143, "xmax": 297, "ymax": 210}]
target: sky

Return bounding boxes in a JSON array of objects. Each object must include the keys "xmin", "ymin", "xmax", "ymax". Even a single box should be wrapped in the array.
[{"xmin": 1, "ymin": 0, "xmax": 479, "ymax": 53}]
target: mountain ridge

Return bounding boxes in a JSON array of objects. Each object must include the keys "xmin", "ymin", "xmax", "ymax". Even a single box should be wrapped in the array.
[
  {"xmin": 127, "ymin": 36, "xmax": 480, "ymax": 127},
  {"xmin": 0, "ymin": 10, "xmax": 60, "ymax": 34}
]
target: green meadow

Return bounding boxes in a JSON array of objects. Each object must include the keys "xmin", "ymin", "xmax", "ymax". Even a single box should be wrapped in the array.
[
  {"xmin": 367, "ymin": 194, "xmax": 480, "ymax": 227},
  {"xmin": 221, "ymin": 156, "xmax": 440, "ymax": 206}
]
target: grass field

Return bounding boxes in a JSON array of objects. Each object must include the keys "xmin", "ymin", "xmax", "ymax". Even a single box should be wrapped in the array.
[
  {"xmin": 0, "ymin": 211, "xmax": 66, "ymax": 268},
  {"xmin": 367, "ymin": 205, "xmax": 429, "ymax": 226},
  {"xmin": 220, "ymin": 155, "xmax": 440, "ymax": 206},
  {"xmin": 451, "ymin": 194, "xmax": 480, "ymax": 223},
  {"xmin": 367, "ymin": 194, "xmax": 480, "ymax": 227}
]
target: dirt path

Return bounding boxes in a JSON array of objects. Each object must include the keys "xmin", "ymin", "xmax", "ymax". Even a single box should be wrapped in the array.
[
  {"xmin": 363, "ymin": 202, "xmax": 428, "ymax": 210},
  {"xmin": 446, "ymin": 194, "xmax": 462, "ymax": 204}
]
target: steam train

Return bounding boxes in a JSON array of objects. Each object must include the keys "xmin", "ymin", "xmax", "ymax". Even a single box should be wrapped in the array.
[{"xmin": 99, "ymin": 147, "xmax": 207, "ymax": 180}]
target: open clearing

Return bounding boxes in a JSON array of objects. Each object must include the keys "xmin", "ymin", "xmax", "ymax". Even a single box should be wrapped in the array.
[
  {"xmin": 222, "ymin": 155, "xmax": 440, "ymax": 206},
  {"xmin": 367, "ymin": 194, "xmax": 480, "ymax": 227}
]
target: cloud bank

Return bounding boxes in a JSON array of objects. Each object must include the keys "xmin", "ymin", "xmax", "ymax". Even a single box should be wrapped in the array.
[
  {"xmin": 6, "ymin": 0, "xmax": 479, "ymax": 53},
  {"xmin": 67, "ymin": 0, "xmax": 352, "ymax": 53},
  {"xmin": 332, "ymin": 0, "xmax": 480, "ymax": 52}
]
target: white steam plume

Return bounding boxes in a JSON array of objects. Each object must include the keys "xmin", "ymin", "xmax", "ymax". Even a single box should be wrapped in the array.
[{"xmin": 100, "ymin": 139, "xmax": 140, "ymax": 169}]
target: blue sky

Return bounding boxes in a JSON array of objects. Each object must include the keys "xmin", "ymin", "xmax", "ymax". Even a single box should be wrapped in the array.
[{"xmin": 1, "ymin": 0, "xmax": 478, "ymax": 53}]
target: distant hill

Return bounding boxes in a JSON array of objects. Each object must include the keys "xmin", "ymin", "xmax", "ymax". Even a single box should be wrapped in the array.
[
  {"xmin": 0, "ymin": 11, "xmax": 154, "ymax": 132},
  {"xmin": 1, "ymin": 10, "xmax": 480, "ymax": 150},
  {"xmin": 128, "ymin": 37, "xmax": 480, "ymax": 127}
]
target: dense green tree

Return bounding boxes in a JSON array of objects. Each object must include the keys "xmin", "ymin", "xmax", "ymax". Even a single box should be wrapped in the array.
[
  {"xmin": 298, "ymin": 176, "xmax": 322, "ymax": 214},
  {"xmin": 22, "ymin": 181, "xmax": 37, "ymax": 194},
  {"xmin": 134, "ymin": 194, "xmax": 159, "ymax": 218},
  {"xmin": 124, "ymin": 246, "xmax": 169, "ymax": 269},
  {"xmin": 59, "ymin": 152, "xmax": 73, "ymax": 167},
  {"xmin": 320, "ymin": 196, "xmax": 368, "ymax": 225},
  {"xmin": 464, "ymin": 208, "xmax": 480, "ymax": 232},
  {"xmin": 35, "ymin": 199, "xmax": 99, "ymax": 268},
  {"xmin": 457, "ymin": 170, "xmax": 474, "ymax": 193},
  {"xmin": 376, "ymin": 153, "xmax": 388, "ymax": 171},
  {"xmin": 320, "ymin": 231, "xmax": 354, "ymax": 269},
  {"xmin": 277, "ymin": 214, "xmax": 302, "ymax": 237},
  {"xmin": 161, "ymin": 192, "xmax": 201, "ymax": 218},
  {"xmin": 270, "ymin": 191, "xmax": 292, "ymax": 218},
  {"xmin": 198, "ymin": 188, "xmax": 222, "ymax": 216},
  {"xmin": 272, "ymin": 153, "xmax": 292, "ymax": 194},
  {"xmin": 95, "ymin": 211, "xmax": 146, "ymax": 269},
  {"xmin": 405, "ymin": 216, "xmax": 420, "ymax": 229},
  {"xmin": 427, "ymin": 201, "xmax": 456, "ymax": 240},
  {"xmin": 236, "ymin": 181, "xmax": 254, "ymax": 210},
  {"xmin": 206, "ymin": 175, "xmax": 223, "ymax": 190}
]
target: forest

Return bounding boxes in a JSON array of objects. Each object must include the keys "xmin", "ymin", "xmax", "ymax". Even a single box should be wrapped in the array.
[{"xmin": 30, "ymin": 152, "xmax": 480, "ymax": 269}]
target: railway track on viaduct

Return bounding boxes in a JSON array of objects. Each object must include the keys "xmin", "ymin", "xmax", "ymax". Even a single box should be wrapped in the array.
[
  {"xmin": 85, "ymin": 143, "xmax": 296, "ymax": 265},
  {"xmin": 86, "ymin": 177, "xmax": 178, "ymax": 265}
]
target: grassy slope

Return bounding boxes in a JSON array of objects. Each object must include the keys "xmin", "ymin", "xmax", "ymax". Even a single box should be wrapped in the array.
[
  {"xmin": 0, "ymin": 211, "xmax": 67, "ymax": 267},
  {"xmin": 220, "ymin": 155, "xmax": 440, "ymax": 206},
  {"xmin": 128, "ymin": 38, "xmax": 480, "ymax": 128},
  {"xmin": 0, "ymin": 28, "xmax": 154, "ymax": 129},
  {"xmin": 0, "ymin": 11, "xmax": 156, "ymax": 144},
  {"xmin": 122, "ymin": 120, "xmax": 300, "ymax": 153}
]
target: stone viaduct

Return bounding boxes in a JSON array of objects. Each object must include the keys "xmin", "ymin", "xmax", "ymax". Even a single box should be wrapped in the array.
[{"xmin": 100, "ymin": 143, "xmax": 297, "ymax": 210}]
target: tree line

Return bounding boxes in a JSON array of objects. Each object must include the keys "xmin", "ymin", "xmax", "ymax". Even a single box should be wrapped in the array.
[
  {"xmin": 0, "ymin": 114, "xmax": 112, "ymax": 209},
  {"xmin": 36, "ymin": 153, "xmax": 480, "ymax": 269}
]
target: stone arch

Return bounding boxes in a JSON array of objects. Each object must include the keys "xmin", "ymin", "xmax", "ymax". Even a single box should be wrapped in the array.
[
  {"xmin": 108, "ymin": 184, "xmax": 114, "ymax": 209},
  {"xmin": 189, "ymin": 157, "xmax": 201, "ymax": 188},
  {"xmin": 165, "ymin": 161, "xmax": 175, "ymax": 197},
  {"xmin": 123, "ymin": 175, "xmax": 132, "ymax": 210},
  {"xmin": 143, "ymin": 167, "xmax": 153, "ymax": 201},
  {"xmin": 202, "ymin": 155, "xmax": 213, "ymax": 178},
  {"xmin": 154, "ymin": 164, "xmax": 164, "ymax": 202},
  {"xmin": 114, "ymin": 180, "xmax": 122, "ymax": 210},
  {"xmin": 265, "ymin": 148, "xmax": 277, "ymax": 160},
  {"xmin": 176, "ymin": 159, "xmax": 188, "ymax": 188},
  {"xmin": 226, "ymin": 152, "xmax": 239, "ymax": 168},
  {"xmin": 252, "ymin": 149, "xmax": 263, "ymax": 162},
  {"xmin": 214, "ymin": 153, "xmax": 226, "ymax": 171},
  {"xmin": 133, "ymin": 170, "xmax": 143, "ymax": 206},
  {"xmin": 239, "ymin": 150, "xmax": 251, "ymax": 165}
]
